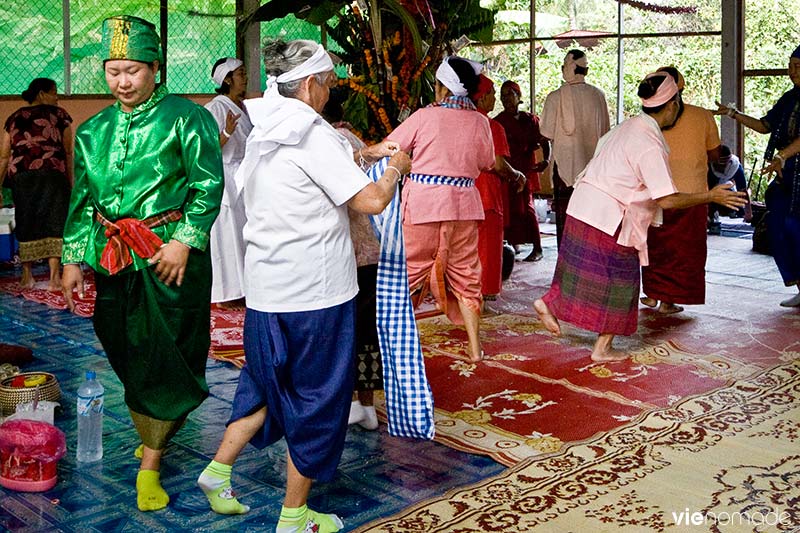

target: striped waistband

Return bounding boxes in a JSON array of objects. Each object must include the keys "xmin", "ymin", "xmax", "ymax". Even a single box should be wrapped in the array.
[{"xmin": 408, "ymin": 173, "xmax": 475, "ymax": 188}]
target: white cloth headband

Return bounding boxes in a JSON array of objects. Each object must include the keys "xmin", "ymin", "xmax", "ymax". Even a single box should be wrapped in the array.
[
  {"xmin": 276, "ymin": 44, "xmax": 334, "ymax": 84},
  {"xmin": 435, "ymin": 56, "xmax": 483, "ymax": 96},
  {"xmin": 212, "ymin": 58, "xmax": 243, "ymax": 88}
]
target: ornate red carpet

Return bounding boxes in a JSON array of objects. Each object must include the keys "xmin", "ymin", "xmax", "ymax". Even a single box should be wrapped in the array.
[
  {"xmin": 377, "ymin": 255, "xmax": 799, "ymax": 466},
  {"xmin": 0, "ymin": 271, "xmax": 246, "ymax": 367},
  {"xmin": 359, "ymin": 361, "xmax": 800, "ymax": 532}
]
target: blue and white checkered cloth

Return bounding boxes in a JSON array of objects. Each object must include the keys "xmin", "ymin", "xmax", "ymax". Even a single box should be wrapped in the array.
[
  {"xmin": 366, "ymin": 157, "xmax": 434, "ymax": 440},
  {"xmin": 408, "ymin": 173, "xmax": 475, "ymax": 188}
]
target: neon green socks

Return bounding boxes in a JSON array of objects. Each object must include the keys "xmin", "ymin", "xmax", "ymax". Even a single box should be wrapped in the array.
[
  {"xmin": 197, "ymin": 460, "xmax": 250, "ymax": 514},
  {"xmin": 276, "ymin": 504, "xmax": 343, "ymax": 533},
  {"xmin": 136, "ymin": 469, "xmax": 169, "ymax": 511}
]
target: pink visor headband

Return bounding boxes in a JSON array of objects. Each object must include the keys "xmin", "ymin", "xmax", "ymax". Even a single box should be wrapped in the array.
[{"xmin": 640, "ymin": 72, "xmax": 678, "ymax": 107}]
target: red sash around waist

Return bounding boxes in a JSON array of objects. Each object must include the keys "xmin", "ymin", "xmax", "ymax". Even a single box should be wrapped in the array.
[{"xmin": 95, "ymin": 209, "xmax": 183, "ymax": 275}]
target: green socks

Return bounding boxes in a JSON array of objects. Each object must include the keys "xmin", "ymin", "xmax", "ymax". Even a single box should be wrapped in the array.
[
  {"xmin": 197, "ymin": 460, "xmax": 250, "ymax": 514},
  {"xmin": 276, "ymin": 504, "xmax": 343, "ymax": 533},
  {"xmin": 136, "ymin": 469, "xmax": 169, "ymax": 511}
]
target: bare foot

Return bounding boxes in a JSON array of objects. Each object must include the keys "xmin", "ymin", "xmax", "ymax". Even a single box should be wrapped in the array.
[
  {"xmin": 534, "ymin": 299, "xmax": 561, "ymax": 336},
  {"xmin": 19, "ymin": 276, "xmax": 35, "ymax": 290},
  {"xmin": 523, "ymin": 250, "xmax": 543, "ymax": 262},
  {"xmin": 48, "ymin": 279, "xmax": 62, "ymax": 292},
  {"xmin": 657, "ymin": 303, "xmax": 684, "ymax": 315},
  {"xmin": 591, "ymin": 348, "xmax": 629, "ymax": 362},
  {"xmin": 640, "ymin": 296, "xmax": 658, "ymax": 308},
  {"xmin": 467, "ymin": 349, "xmax": 484, "ymax": 363}
]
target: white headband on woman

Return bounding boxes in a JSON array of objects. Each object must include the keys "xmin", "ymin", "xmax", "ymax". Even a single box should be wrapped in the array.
[
  {"xmin": 435, "ymin": 56, "xmax": 482, "ymax": 96},
  {"xmin": 212, "ymin": 58, "xmax": 244, "ymax": 88},
  {"xmin": 276, "ymin": 43, "xmax": 334, "ymax": 84},
  {"xmin": 641, "ymin": 72, "xmax": 679, "ymax": 107}
]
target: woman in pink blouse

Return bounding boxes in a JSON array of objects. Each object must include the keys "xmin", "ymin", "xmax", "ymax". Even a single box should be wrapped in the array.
[
  {"xmin": 387, "ymin": 56, "xmax": 495, "ymax": 363},
  {"xmin": 534, "ymin": 72, "xmax": 745, "ymax": 363}
]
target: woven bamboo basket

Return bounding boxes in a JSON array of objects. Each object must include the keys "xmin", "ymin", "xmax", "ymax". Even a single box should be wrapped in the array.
[{"xmin": 0, "ymin": 372, "xmax": 61, "ymax": 416}]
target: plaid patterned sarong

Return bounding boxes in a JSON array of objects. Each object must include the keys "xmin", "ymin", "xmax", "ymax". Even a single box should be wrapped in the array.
[
  {"xmin": 95, "ymin": 209, "xmax": 182, "ymax": 275},
  {"xmin": 542, "ymin": 215, "xmax": 640, "ymax": 335},
  {"xmin": 367, "ymin": 158, "xmax": 434, "ymax": 439}
]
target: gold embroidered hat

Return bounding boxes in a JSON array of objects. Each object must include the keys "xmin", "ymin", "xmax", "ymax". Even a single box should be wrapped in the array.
[{"xmin": 102, "ymin": 15, "xmax": 163, "ymax": 63}]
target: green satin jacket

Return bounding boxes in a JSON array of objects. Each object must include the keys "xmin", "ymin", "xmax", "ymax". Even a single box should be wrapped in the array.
[{"xmin": 62, "ymin": 85, "xmax": 224, "ymax": 273}]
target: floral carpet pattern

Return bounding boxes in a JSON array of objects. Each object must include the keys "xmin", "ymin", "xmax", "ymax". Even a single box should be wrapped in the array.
[
  {"xmin": 359, "ymin": 361, "xmax": 800, "ymax": 532},
  {"xmin": 378, "ymin": 303, "xmax": 798, "ymax": 466}
]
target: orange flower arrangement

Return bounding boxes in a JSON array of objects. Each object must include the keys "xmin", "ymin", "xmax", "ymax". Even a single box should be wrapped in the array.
[{"xmin": 328, "ymin": 7, "xmax": 438, "ymax": 142}]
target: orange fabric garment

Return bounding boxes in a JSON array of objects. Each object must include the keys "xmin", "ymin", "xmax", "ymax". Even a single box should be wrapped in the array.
[
  {"xmin": 404, "ymin": 220, "xmax": 482, "ymax": 324},
  {"xmin": 662, "ymin": 103, "xmax": 721, "ymax": 193}
]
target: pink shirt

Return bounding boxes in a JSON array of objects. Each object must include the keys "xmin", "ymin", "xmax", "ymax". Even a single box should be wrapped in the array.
[
  {"xmin": 567, "ymin": 113, "xmax": 678, "ymax": 265},
  {"xmin": 388, "ymin": 106, "xmax": 495, "ymax": 224}
]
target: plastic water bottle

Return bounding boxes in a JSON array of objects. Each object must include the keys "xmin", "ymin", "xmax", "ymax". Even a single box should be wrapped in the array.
[{"xmin": 76, "ymin": 371, "xmax": 104, "ymax": 462}]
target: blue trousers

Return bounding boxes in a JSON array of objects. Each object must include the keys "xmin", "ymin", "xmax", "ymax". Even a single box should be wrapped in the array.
[
  {"xmin": 229, "ymin": 299, "xmax": 356, "ymax": 481},
  {"xmin": 766, "ymin": 179, "xmax": 800, "ymax": 286}
]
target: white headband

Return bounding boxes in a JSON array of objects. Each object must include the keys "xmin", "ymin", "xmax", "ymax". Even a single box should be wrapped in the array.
[
  {"xmin": 212, "ymin": 58, "xmax": 244, "ymax": 88},
  {"xmin": 276, "ymin": 44, "xmax": 334, "ymax": 84},
  {"xmin": 435, "ymin": 56, "xmax": 483, "ymax": 96}
]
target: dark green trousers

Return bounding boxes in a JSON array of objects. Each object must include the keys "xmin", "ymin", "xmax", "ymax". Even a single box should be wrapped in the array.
[{"xmin": 93, "ymin": 249, "xmax": 212, "ymax": 423}]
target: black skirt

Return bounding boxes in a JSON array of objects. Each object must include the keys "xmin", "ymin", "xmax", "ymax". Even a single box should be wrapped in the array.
[
  {"xmin": 11, "ymin": 169, "xmax": 71, "ymax": 242},
  {"xmin": 354, "ymin": 264, "xmax": 383, "ymax": 391}
]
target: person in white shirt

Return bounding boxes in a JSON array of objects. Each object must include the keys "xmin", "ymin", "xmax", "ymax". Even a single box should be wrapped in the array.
[{"xmin": 196, "ymin": 39, "xmax": 409, "ymax": 533}]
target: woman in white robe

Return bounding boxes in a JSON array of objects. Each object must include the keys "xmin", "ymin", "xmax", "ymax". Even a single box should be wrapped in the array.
[{"xmin": 205, "ymin": 58, "xmax": 253, "ymax": 307}]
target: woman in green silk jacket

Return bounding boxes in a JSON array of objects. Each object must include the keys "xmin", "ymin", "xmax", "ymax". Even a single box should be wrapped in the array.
[{"xmin": 61, "ymin": 15, "xmax": 223, "ymax": 512}]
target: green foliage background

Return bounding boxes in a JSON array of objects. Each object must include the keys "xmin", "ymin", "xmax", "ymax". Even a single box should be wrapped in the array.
[
  {"xmin": 467, "ymin": 0, "xmax": 798, "ymax": 199},
  {"xmin": 0, "ymin": 0, "xmax": 797, "ymax": 195}
]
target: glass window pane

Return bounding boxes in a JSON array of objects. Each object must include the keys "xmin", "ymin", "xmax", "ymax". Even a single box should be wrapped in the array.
[
  {"xmin": 533, "ymin": 38, "xmax": 618, "ymax": 120},
  {"xmin": 535, "ymin": 0, "xmax": 620, "ymax": 34},
  {"xmin": 620, "ymin": 35, "xmax": 721, "ymax": 118},
  {"xmin": 622, "ymin": 0, "xmax": 721, "ymax": 34},
  {"xmin": 493, "ymin": 7, "xmax": 533, "ymax": 41},
  {"xmin": 168, "ymin": 1, "xmax": 236, "ymax": 94},
  {"xmin": 744, "ymin": 0, "xmax": 800, "ymax": 70},
  {"xmin": 464, "ymin": 43, "xmax": 533, "ymax": 116},
  {"xmin": 0, "ymin": 1, "xmax": 64, "ymax": 95}
]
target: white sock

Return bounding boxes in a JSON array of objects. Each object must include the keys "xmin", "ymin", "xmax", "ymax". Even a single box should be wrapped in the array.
[
  {"xmin": 358, "ymin": 405, "xmax": 379, "ymax": 430},
  {"xmin": 348, "ymin": 400, "xmax": 365, "ymax": 425}
]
